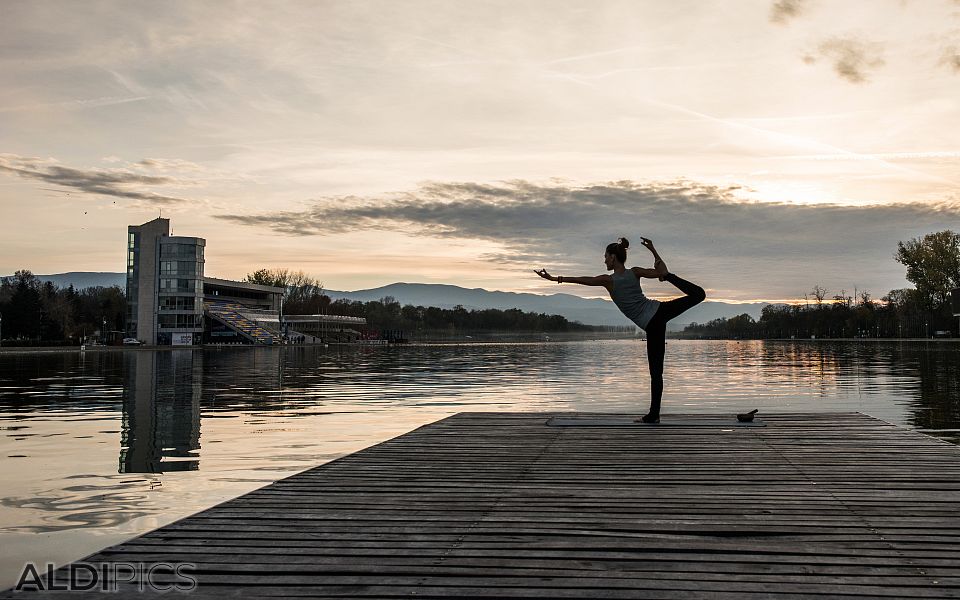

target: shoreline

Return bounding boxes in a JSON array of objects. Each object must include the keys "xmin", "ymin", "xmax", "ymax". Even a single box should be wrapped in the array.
[
  {"xmin": 673, "ymin": 337, "xmax": 957, "ymax": 343},
  {"xmin": 0, "ymin": 336, "xmax": 956, "ymax": 354}
]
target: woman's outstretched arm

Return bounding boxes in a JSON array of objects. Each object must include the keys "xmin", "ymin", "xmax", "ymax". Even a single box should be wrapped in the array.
[
  {"xmin": 631, "ymin": 266, "xmax": 664, "ymax": 278},
  {"xmin": 534, "ymin": 269, "xmax": 611, "ymax": 287}
]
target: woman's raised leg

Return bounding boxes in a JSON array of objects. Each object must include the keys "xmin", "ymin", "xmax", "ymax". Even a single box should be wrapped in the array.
[{"xmin": 655, "ymin": 273, "xmax": 706, "ymax": 322}]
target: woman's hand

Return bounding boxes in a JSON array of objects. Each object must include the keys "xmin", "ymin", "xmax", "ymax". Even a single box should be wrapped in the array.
[
  {"xmin": 654, "ymin": 257, "xmax": 669, "ymax": 280},
  {"xmin": 534, "ymin": 268, "xmax": 555, "ymax": 282},
  {"xmin": 642, "ymin": 238, "xmax": 667, "ymax": 278}
]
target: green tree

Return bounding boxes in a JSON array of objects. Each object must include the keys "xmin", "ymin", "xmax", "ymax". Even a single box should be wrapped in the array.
[
  {"xmin": 895, "ymin": 230, "xmax": 960, "ymax": 309},
  {"xmin": 6, "ymin": 271, "xmax": 42, "ymax": 340}
]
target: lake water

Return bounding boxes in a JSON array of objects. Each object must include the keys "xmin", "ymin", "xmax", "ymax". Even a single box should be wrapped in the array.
[{"xmin": 1, "ymin": 339, "xmax": 959, "ymax": 589}]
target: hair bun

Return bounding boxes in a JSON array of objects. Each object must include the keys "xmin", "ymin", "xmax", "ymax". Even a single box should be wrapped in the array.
[{"xmin": 618, "ymin": 237, "xmax": 629, "ymax": 249}]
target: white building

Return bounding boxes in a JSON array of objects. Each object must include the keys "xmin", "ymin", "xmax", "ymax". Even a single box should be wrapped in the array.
[
  {"xmin": 125, "ymin": 218, "xmax": 285, "ymax": 345},
  {"xmin": 126, "ymin": 218, "xmax": 205, "ymax": 345}
]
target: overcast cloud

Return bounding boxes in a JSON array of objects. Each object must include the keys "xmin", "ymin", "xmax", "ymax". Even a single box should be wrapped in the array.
[
  {"xmin": 217, "ymin": 180, "xmax": 960, "ymax": 300},
  {"xmin": 0, "ymin": 154, "xmax": 190, "ymax": 204},
  {"xmin": 1, "ymin": 1, "xmax": 958, "ymax": 297}
]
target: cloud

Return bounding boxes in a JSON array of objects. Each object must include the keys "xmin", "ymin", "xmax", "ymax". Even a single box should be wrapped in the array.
[
  {"xmin": 770, "ymin": 0, "xmax": 810, "ymax": 24},
  {"xmin": 136, "ymin": 158, "xmax": 206, "ymax": 172},
  {"xmin": 804, "ymin": 36, "xmax": 886, "ymax": 83},
  {"xmin": 214, "ymin": 179, "xmax": 960, "ymax": 297},
  {"xmin": 0, "ymin": 95, "xmax": 149, "ymax": 113},
  {"xmin": 0, "ymin": 154, "xmax": 189, "ymax": 204},
  {"xmin": 777, "ymin": 151, "xmax": 960, "ymax": 161},
  {"xmin": 216, "ymin": 180, "xmax": 746, "ymax": 255},
  {"xmin": 941, "ymin": 45, "xmax": 960, "ymax": 73}
]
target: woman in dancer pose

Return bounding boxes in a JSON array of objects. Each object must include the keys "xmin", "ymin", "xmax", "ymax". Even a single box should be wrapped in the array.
[{"xmin": 535, "ymin": 237, "xmax": 705, "ymax": 423}]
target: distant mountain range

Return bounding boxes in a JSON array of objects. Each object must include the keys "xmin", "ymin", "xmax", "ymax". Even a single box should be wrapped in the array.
[
  {"xmin": 19, "ymin": 271, "xmax": 126, "ymax": 290},
  {"xmin": 324, "ymin": 282, "xmax": 768, "ymax": 329},
  {"xmin": 9, "ymin": 272, "xmax": 769, "ymax": 328}
]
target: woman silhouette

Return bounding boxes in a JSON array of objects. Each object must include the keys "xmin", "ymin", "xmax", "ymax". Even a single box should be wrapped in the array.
[{"xmin": 535, "ymin": 237, "xmax": 705, "ymax": 423}]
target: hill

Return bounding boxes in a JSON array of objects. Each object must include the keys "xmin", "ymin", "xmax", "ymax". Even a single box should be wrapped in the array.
[
  {"xmin": 325, "ymin": 282, "xmax": 767, "ymax": 329},
  {"xmin": 5, "ymin": 273, "xmax": 767, "ymax": 328},
  {"xmin": 2, "ymin": 271, "xmax": 127, "ymax": 290}
]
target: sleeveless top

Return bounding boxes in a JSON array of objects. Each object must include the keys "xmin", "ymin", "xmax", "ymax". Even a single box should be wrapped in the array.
[{"xmin": 609, "ymin": 269, "xmax": 661, "ymax": 330}]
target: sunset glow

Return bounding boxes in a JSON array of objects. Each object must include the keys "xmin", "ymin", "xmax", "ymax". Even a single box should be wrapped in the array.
[{"xmin": 2, "ymin": 0, "xmax": 959, "ymax": 302}]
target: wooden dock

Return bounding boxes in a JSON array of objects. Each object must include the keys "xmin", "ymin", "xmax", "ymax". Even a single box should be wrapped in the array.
[{"xmin": 6, "ymin": 412, "xmax": 960, "ymax": 598}]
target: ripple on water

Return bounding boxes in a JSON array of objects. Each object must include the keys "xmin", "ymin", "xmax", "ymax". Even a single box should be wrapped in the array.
[{"xmin": 0, "ymin": 341, "xmax": 958, "ymax": 587}]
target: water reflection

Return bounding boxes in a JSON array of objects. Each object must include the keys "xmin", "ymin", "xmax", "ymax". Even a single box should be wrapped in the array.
[
  {"xmin": 120, "ymin": 351, "xmax": 202, "ymax": 473},
  {"xmin": 1, "ymin": 340, "xmax": 959, "ymax": 589},
  {"xmin": 2, "ymin": 341, "xmax": 960, "ymax": 466},
  {"xmin": 109, "ymin": 340, "xmax": 960, "ymax": 457}
]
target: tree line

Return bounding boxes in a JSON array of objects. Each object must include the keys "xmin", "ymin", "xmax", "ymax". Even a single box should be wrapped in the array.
[
  {"xmin": 326, "ymin": 296, "xmax": 608, "ymax": 334},
  {"xmin": 3, "ymin": 230, "xmax": 954, "ymax": 345},
  {"xmin": 245, "ymin": 267, "xmax": 613, "ymax": 334},
  {"xmin": 680, "ymin": 230, "xmax": 960, "ymax": 339},
  {"xmin": 0, "ymin": 266, "xmax": 608, "ymax": 346},
  {"xmin": 0, "ymin": 271, "xmax": 125, "ymax": 345}
]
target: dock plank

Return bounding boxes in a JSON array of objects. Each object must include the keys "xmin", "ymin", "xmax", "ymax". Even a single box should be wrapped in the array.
[{"xmin": 4, "ymin": 411, "xmax": 960, "ymax": 598}]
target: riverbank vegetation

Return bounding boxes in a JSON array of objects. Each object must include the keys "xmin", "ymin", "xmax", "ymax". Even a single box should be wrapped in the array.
[
  {"xmin": 245, "ymin": 267, "xmax": 620, "ymax": 334},
  {"xmin": 0, "ymin": 271, "xmax": 124, "ymax": 345},
  {"xmin": 680, "ymin": 230, "xmax": 959, "ymax": 339},
  {"xmin": 3, "ymin": 230, "xmax": 954, "ymax": 344}
]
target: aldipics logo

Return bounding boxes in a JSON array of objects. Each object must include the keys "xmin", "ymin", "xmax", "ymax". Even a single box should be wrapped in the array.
[{"xmin": 12, "ymin": 562, "xmax": 198, "ymax": 593}]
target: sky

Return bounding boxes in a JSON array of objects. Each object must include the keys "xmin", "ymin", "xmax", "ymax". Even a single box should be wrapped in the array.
[{"xmin": 1, "ymin": 0, "xmax": 959, "ymax": 303}]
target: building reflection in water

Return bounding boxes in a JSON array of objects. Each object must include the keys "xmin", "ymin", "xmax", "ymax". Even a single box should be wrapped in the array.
[
  {"xmin": 104, "ymin": 342, "xmax": 959, "ymax": 472},
  {"xmin": 119, "ymin": 350, "xmax": 202, "ymax": 473}
]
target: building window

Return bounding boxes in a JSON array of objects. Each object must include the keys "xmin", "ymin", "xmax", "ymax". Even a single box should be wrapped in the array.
[
  {"xmin": 159, "ymin": 296, "xmax": 196, "ymax": 311},
  {"xmin": 160, "ymin": 278, "xmax": 198, "ymax": 292},
  {"xmin": 160, "ymin": 243, "xmax": 202, "ymax": 259},
  {"xmin": 161, "ymin": 260, "xmax": 197, "ymax": 275},
  {"xmin": 159, "ymin": 261, "xmax": 196, "ymax": 275},
  {"xmin": 158, "ymin": 314, "xmax": 202, "ymax": 329}
]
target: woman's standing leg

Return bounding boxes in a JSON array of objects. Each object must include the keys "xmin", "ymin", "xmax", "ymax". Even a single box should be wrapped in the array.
[
  {"xmin": 640, "ymin": 273, "xmax": 705, "ymax": 422},
  {"xmin": 644, "ymin": 315, "xmax": 667, "ymax": 421}
]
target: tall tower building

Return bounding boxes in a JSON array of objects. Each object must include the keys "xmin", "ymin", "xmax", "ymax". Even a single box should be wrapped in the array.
[{"xmin": 126, "ymin": 218, "xmax": 205, "ymax": 345}]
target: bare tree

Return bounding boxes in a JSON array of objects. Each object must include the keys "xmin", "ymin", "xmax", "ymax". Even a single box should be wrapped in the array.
[
  {"xmin": 811, "ymin": 285, "xmax": 828, "ymax": 308},
  {"xmin": 832, "ymin": 289, "xmax": 851, "ymax": 308},
  {"xmin": 247, "ymin": 268, "xmax": 330, "ymax": 314}
]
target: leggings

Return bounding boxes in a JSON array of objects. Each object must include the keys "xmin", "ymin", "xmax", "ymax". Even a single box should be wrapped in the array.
[{"xmin": 644, "ymin": 273, "xmax": 706, "ymax": 416}]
